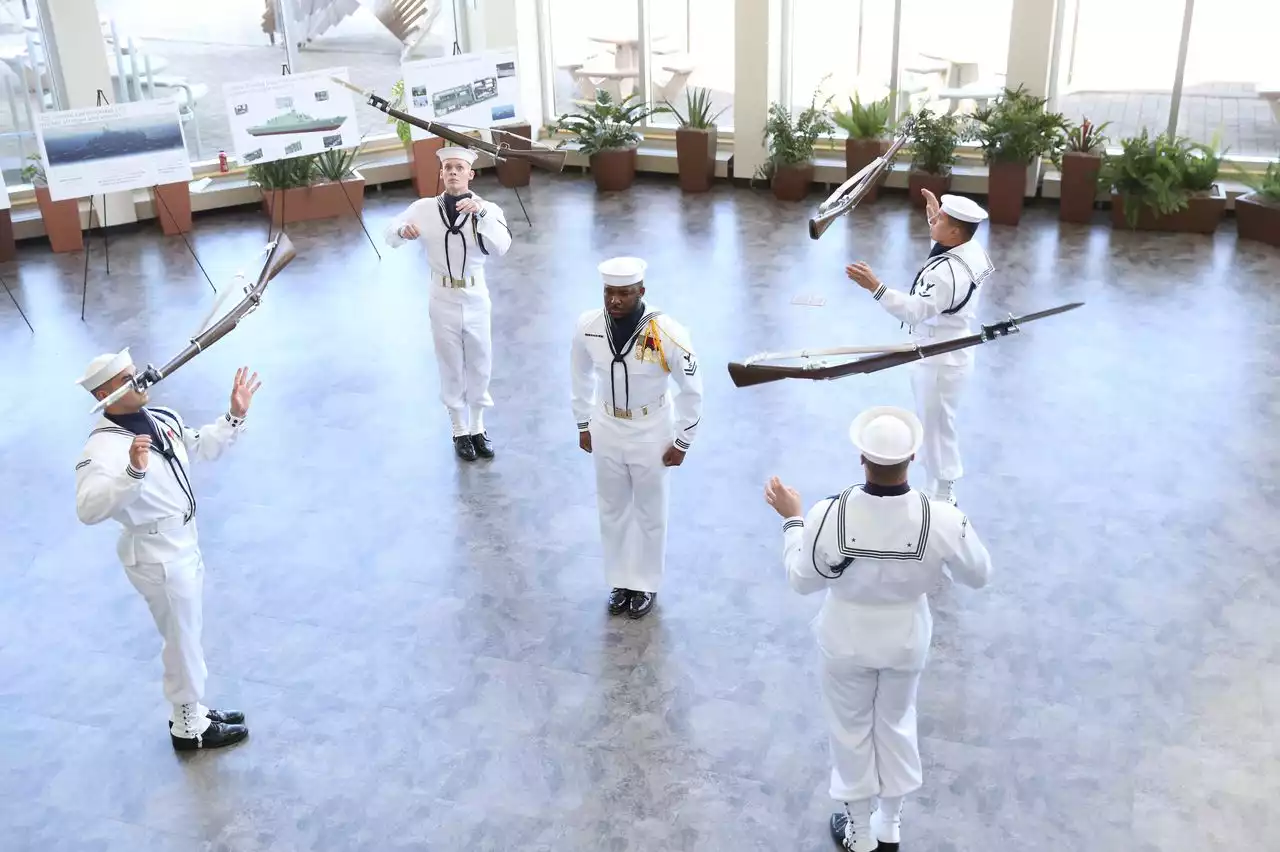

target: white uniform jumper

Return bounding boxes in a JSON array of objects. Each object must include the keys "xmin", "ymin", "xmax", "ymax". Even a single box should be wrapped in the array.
[
  {"xmin": 386, "ymin": 194, "xmax": 513, "ymax": 436},
  {"xmin": 871, "ymin": 237, "xmax": 993, "ymax": 489},
  {"xmin": 75, "ymin": 407, "xmax": 246, "ymax": 732},
  {"xmin": 571, "ymin": 305, "xmax": 704, "ymax": 593},
  {"xmin": 781, "ymin": 484, "xmax": 991, "ymax": 805}
]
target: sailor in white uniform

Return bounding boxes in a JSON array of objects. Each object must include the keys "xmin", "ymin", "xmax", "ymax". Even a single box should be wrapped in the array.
[
  {"xmin": 571, "ymin": 257, "xmax": 704, "ymax": 619},
  {"xmin": 764, "ymin": 405, "xmax": 992, "ymax": 852},
  {"xmin": 845, "ymin": 191, "xmax": 994, "ymax": 505},
  {"xmin": 385, "ymin": 146, "xmax": 514, "ymax": 461},
  {"xmin": 74, "ymin": 350, "xmax": 259, "ymax": 751}
]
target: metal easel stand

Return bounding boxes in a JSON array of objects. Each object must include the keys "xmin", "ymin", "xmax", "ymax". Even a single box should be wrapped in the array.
[{"xmin": 1, "ymin": 272, "xmax": 33, "ymax": 333}]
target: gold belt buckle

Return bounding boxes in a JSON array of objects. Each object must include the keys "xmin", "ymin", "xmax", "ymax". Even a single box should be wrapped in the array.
[{"xmin": 443, "ymin": 275, "xmax": 468, "ymax": 288}]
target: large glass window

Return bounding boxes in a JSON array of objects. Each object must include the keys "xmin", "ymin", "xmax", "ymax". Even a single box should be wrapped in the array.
[
  {"xmin": 0, "ymin": 1, "xmax": 63, "ymax": 188},
  {"xmin": 896, "ymin": 0, "xmax": 1012, "ymax": 120},
  {"xmin": 543, "ymin": 0, "xmax": 643, "ymax": 120},
  {"xmin": 1175, "ymin": 0, "xmax": 1280, "ymax": 159},
  {"xmin": 647, "ymin": 0, "xmax": 734, "ymax": 129},
  {"xmin": 787, "ymin": 0, "xmax": 896, "ymax": 121},
  {"xmin": 1052, "ymin": 0, "xmax": 1185, "ymax": 146},
  {"xmin": 90, "ymin": 0, "xmax": 457, "ymax": 162}
]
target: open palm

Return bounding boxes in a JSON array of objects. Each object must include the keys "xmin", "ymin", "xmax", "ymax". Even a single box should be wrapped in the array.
[{"xmin": 229, "ymin": 367, "xmax": 261, "ymax": 418}]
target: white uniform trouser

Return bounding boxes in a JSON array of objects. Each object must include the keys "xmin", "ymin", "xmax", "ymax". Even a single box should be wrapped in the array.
[
  {"xmin": 428, "ymin": 287, "xmax": 493, "ymax": 435},
  {"xmin": 910, "ymin": 358, "xmax": 972, "ymax": 484},
  {"xmin": 820, "ymin": 653, "xmax": 924, "ymax": 801},
  {"xmin": 123, "ymin": 550, "xmax": 207, "ymax": 707},
  {"xmin": 592, "ymin": 426, "xmax": 671, "ymax": 594}
]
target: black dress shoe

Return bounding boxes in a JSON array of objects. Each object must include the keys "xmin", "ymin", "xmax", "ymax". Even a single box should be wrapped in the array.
[
  {"xmin": 170, "ymin": 708, "xmax": 244, "ymax": 728},
  {"xmin": 627, "ymin": 591, "xmax": 656, "ymax": 619},
  {"xmin": 607, "ymin": 588, "xmax": 632, "ymax": 614},
  {"xmin": 470, "ymin": 432, "xmax": 494, "ymax": 458},
  {"xmin": 454, "ymin": 435, "xmax": 478, "ymax": 461},
  {"xmin": 170, "ymin": 720, "xmax": 249, "ymax": 751}
]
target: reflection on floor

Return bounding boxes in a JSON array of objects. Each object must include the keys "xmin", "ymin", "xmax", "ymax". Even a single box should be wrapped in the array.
[{"xmin": 1, "ymin": 175, "xmax": 1278, "ymax": 851}]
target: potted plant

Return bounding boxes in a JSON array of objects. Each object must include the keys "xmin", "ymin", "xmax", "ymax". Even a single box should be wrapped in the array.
[
  {"xmin": 554, "ymin": 89, "xmax": 666, "ymax": 192},
  {"xmin": 1057, "ymin": 117, "xmax": 1110, "ymax": 223},
  {"xmin": 832, "ymin": 92, "xmax": 895, "ymax": 203},
  {"xmin": 1100, "ymin": 130, "xmax": 1227, "ymax": 233},
  {"xmin": 1233, "ymin": 157, "xmax": 1280, "ymax": 247},
  {"xmin": 664, "ymin": 86, "xmax": 726, "ymax": 193},
  {"xmin": 21, "ymin": 154, "xmax": 83, "ymax": 253},
  {"xmin": 252, "ymin": 147, "xmax": 365, "ymax": 227},
  {"xmin": 907, "ymin": 108, "xmax": 966, "ymax": 208},
  {"xmin": 972, "ymin": 85, "xmax": 1068, "ymax": 225},
  {"xmin": 756, "ymin": 90, "xmax": 835, "ymax": 202},
  {"xmin": 391, "ymin": 79, "xmax": 446, "ymax": 197}
]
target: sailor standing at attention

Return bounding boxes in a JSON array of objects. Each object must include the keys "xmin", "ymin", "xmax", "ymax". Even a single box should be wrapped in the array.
[
  {"xmin": 571, "ymin": 257, "xmax": 704, "ymax": 619},
  {"xmin": 385, "ymin": 146, "xmax": 513, "ymax": 461},
  {"xmin": 764, "ymin": 405, "xmax": 992, "ymax": 852},
  {"xmin": 74, "ymin": 350, "xmax": 259, "ymax": 750},
  {"xmin": 845, "ymin": 190, "xmax": 993, "ymax": 505}
]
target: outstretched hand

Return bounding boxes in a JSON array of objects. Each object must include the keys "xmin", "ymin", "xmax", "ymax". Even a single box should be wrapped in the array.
[
  {"xmin": 921, "ymin": 188, "xmax": 941, "ymax": 225},
  {"xmin": 229, "ymin": 367, "xmax": 261, "ymax": 418},
  {"xmin": 764, "ymin": 476, "xmax": 803, "ymax": 518},
  {"xmin": 845, "ymin": 261, "xmax": 881, "ymax": 293}
]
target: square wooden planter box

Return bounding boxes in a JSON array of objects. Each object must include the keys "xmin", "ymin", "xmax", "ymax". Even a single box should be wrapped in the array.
[
  {"xmin": 1109, "ymin": 185, "xmax": 1225, "ymax": 234},
  {"xmin": 411, "ymin": 138, "xmax": 445, "ymax": 198},
  {"xmin": 1235, "ymin": 192, "xmax": 1280, "ymax": 248},
  {"xmin": 261, "ymin": 172, "xmax": 366, "ymax": 226},
  {"xmin": 153, "ymin": 182, "xmax": 192, "ymax": 235},
  {"xmin": 35, "ymin": 186, "xmax": 84, "ymax": 253}
]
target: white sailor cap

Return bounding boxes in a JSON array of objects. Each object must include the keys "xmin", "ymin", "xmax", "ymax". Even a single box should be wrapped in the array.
[
  {"xmin": 848, "ymin": 405, "xmax": 923, "ymax": 465},
  {"xmin": 598, "ymin": 256, "xmax": 647, "ymax": 287},
  {"xmin": 76, "ymin": 348, "xmax": 133, "ymax": 392},
  {"xmin": 437, "ymin": 146, "xmax": 478, "ymax": 166},
  {"xmin": 940, "ymin": 194, "xmax": 988, "ymax": 223}
]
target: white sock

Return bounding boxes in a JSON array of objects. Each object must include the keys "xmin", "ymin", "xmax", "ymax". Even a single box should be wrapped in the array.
[
  {"xmin": 171, "ymin": 702, "xmax": 211, "ymax": 738},
  {"xmin": 873, "ymin": 797, "xmax": 903, "ymax": 843},
  {"xmin": 468, "ymin": 406, "xmax": 485, "ymax": 435},
  {"xmin": 842, "ymin": 800, "xmax": 876, "ymax": 852},
  {"xmin": 449, "ymin": 408, "xmax": 468, "ymax": 438}
]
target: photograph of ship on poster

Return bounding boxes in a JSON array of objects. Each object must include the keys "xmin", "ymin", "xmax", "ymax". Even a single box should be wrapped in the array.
[
  {"xmin": 223, "ymin": 67, "xmax": 359, "ymax": 165},
  {"xmin": 36, "ymin": 99, "xmax": 193, "ymax": 201}
]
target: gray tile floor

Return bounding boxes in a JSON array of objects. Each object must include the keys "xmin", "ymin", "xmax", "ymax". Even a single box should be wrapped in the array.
[{"xmin": 1, "ymin": 176, "xmax": 1278, "ymax": 851}]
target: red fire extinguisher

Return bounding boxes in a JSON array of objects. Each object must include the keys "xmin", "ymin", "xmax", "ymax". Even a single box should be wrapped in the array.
[{"xmin": 218, "ymin": 151, "xmax": 229, "ymax": 173}]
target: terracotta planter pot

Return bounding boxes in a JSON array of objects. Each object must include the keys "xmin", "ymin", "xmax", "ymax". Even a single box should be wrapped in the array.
[
  {"xmin": 153, "ymin": 182, "xmax": 192, "ymax": 235},
  {"xmin": 675, "ymin": 126, "xmax": 717, "ymax": 193},
  {"xmin": 0, "ymin": 208, "xmax": 14, "ymax": 262},
  {"xmin": 1109, "ymin": 185, "xmax": 1225, "ymax": 234},
  {"xmin": 495, "ymin": 122, "xmax": 532, "ymax": 188},
  {"xmin": 590, "ymin": 147, "xmax": 638, "ymax": 192},
  {"xmin": 262, "ymin": 172, "xmax": 366, "ymax": 226},
  {"xmin": 771, "ymin": 162, "xmax": 814, "ymax": 202},
  {"xmin": 1059, "ymin": 152, "xmax": 1103, "ymax": 224},
  {"xmin": 412, "ymin": 138, "xmax": 445, "ymax": 197},
  {"xmin": 35, "ymin": 186, "xmax": 84, "ymax": 253},
  {"xmin": 1235, "ymin": 193, "xmax": 1280, "ymax": 247},
  {"xmin": 845, "ymin": 138, "xmax": 887, "ymax": 202},
  {"xmin": 908, "ymin": 170, "xmax": 951, "ymax": 208},
  {"xmin": 986, "ymin": 161, "xmax": 1029, "ymax": 225}
]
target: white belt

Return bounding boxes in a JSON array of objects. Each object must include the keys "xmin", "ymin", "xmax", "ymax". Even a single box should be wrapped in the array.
[
  {"xmin": 603, "ymin": 394, "xmax": 668, "ymax": 420},
  {"xmin": 123, "ymin": 516, "xmax": 189, "ymax": 535},
  {"xmin": 438, "ymin": 273, "xmax": 478, "ymax": 289}
]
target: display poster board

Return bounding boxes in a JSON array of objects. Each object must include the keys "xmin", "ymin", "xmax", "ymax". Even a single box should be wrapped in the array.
[
  {"xmin": 401, "ymin": 49, "xmax": 520, "ymax": 141},
  {"xmin": 223, "ymin": 67, "xmax": 360, "ymax": 165},
  {"xmin": 35, "ymin": 99, "xmax": 192, "ymax": 202}
]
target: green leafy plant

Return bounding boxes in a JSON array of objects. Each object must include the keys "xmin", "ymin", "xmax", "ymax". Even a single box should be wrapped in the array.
[
  {"xmin": 907, "ymin": 107, "xmax": 967, "ymax": 175},
  {"xmin": 554, "ymin": 89, "xmax": 668, "ymax": 156},
  {"xmin": 247, "ymin": 155, "xmax": 317, "ymax": 191},
  {"xmin": 1235, "ymin": 156, "xmax": 1280, "ymax": 204},
  {"xmin": 663, "ymin": 86, "xmax": 727, "ymax": 129},
  {"xmin": 1064, "ymin": 117, "xmax": 1110, "ymax": 154},
  {"xmin": 1097, "ymin": 130, "xmax": 1225, "ymax": 227},
  {"xmin": 388, "ymin": 79, "xmax": 413, "ymax": 146},
  {"xmin": 313, "ymin": 146, "xmax": 360, "ymax": 182},
  {"xmin": 21, "ymin": 153, "xmax": 47, "ymax": 186},
  {"xmin": 972, "ymin": 85, "xmax": 1068, "ymax": 165},
  {"xmin": 755, "ymin": 89, "xmax": 835, "ymax": 180},
  {"xmin": 832, "ymin": 93, "xmax": 894, "ymax": 140}
]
